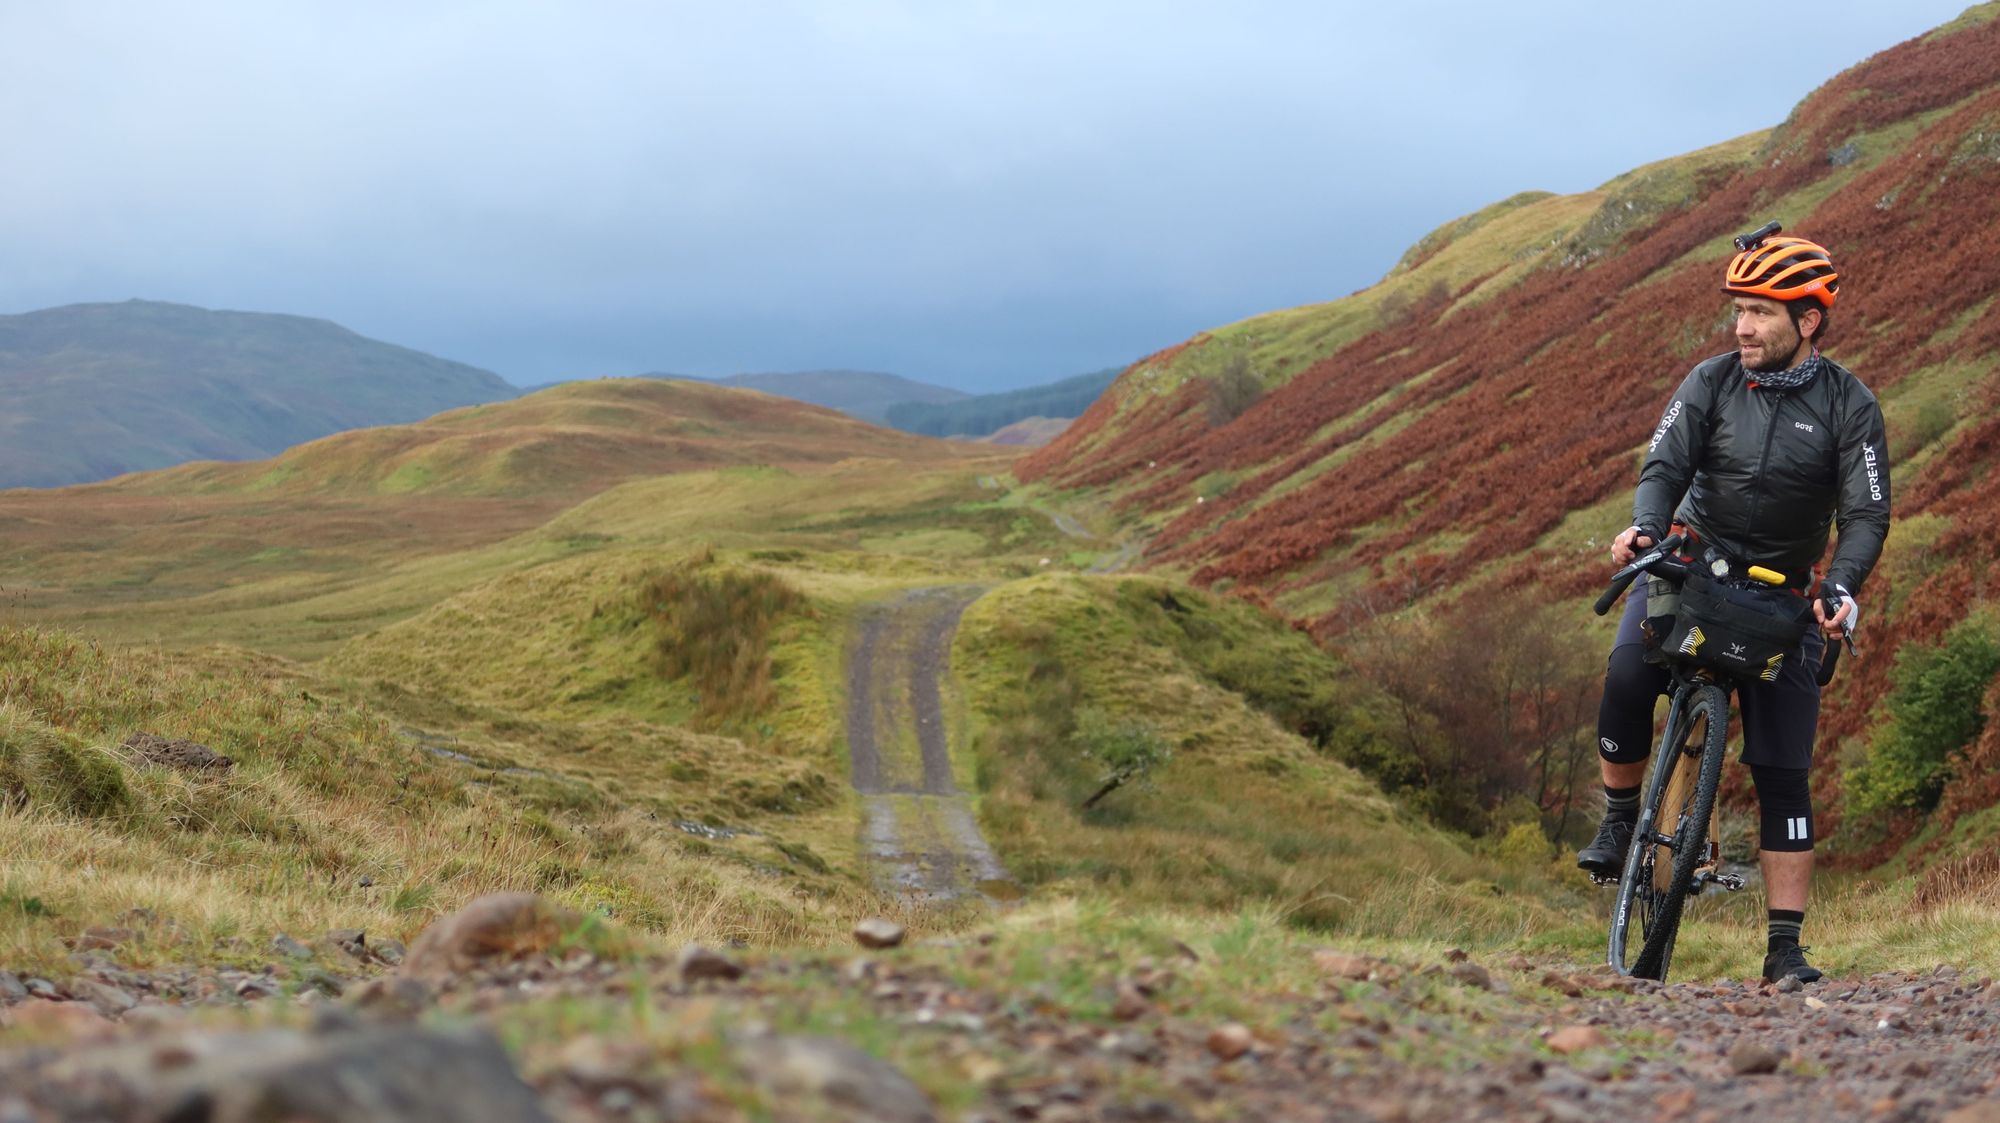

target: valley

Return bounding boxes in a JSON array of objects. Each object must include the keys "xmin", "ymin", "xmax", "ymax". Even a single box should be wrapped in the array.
[{"xmin": 4, "ymin": 6, "xmax": 2000, "ymax": 1119}]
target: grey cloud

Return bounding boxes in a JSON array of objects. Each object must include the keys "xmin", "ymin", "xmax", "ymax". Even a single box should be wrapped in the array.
[{"xmin": 0, "ymin": 1, "xmax": 1974, "ymax": 389}]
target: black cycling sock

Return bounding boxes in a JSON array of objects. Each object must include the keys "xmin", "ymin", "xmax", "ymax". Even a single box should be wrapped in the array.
[
  {"xmin": 1604, "ymin": 784, "xmax": 1641, "ymax": 824},
  {"xmin": 1768, "ymin": 909, "xmax": 1805, "ymax": 951}
]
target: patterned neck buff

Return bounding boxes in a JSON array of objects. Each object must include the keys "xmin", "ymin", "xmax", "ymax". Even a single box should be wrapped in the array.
[{"xmin": 1748, "ymin": 349, "xmax": 1826, "ymax": 391}]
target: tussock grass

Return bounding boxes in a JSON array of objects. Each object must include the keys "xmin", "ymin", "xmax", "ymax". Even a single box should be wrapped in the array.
[{"xmin": 0, "ymin": 625, "xmax": 883, "ymax": 974}]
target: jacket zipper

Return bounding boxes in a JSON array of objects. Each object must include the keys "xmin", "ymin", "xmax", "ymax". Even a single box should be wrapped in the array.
[{"xmin": 1742, "ymin": 388, "xmax": 1786, "ymax": 546}]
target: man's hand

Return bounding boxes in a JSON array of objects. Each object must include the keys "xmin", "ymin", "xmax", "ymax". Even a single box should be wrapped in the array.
[
  {"xmin": 1611, "ymin": 525, "xmax": 1655, "ymax": 566},
  {"xmin": 1815, "ymin": 588, "xmax": 1858, "ymax": 636}
]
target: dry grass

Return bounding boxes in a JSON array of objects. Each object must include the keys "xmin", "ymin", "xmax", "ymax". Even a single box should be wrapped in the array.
[{"xmin": 0, "ymin": 625, "xmax": 886, "ymax": 974}]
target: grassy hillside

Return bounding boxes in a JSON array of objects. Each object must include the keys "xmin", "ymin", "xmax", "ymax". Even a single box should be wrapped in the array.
[
  {"xmin": 954, "ymin": 575, "xmax": 1573, "ymax": 940},
  {"xmin": 0, "ymin": 380, "xmax": 1007, "ymax": 659},
  {"xmin": 0, "ymin": 300, "xmax": 516, "ymax": 488},
  {"xmin": 0, "ymin": 383, "xmax": 1076, "ymax": 968},
  {"xmin": 1016, "ymin": 4, "xmax": 2000, "ymax": 851},
  {"xmin": 0, "ymin": 625, "xmax": 868, "ymax": 977}
]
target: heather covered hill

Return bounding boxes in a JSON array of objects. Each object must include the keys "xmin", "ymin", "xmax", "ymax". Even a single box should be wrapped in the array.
[
  {"xmin": 0, "ymin": 300, "xmax": 516, "ymax": 488},
  {"xmin": 1019, "ymin": 5, "xmax": 2000, "ymax": 845}
]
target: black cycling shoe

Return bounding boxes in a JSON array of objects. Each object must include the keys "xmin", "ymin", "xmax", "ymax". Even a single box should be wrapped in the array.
[
  {"xmin": 1576, "ymin": 816, "xmax": 1635, "ymax": 875},
  {"xmin": 1762, "ymin": 944, "xmax": 1824, "ymax": 985}
]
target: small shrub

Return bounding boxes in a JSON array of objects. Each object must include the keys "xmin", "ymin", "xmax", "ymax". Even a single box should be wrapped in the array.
[
  {"xmin": 1910, "ymin": 397, "xmax": 1956, "ymax": 452},
  {"xmin": 1206, "ymin": 352, "xmax": 1265, "ymax": 424},
  {"xmin": 638, "ymin": 562, "xmax": 810, "ymax": 729},
  {"xmin": 1847, "ymin": 614, "xmax": 2000, "ymax": 816},
  {"xmin": 1072, "ymin": 707, "xmax": 1172, "ymax": 810}
]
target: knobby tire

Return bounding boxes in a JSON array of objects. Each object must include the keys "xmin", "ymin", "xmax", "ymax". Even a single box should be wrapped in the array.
[{"xmin": 1609, "ymin": 682, "xmax": 1730, "ymax": 981}]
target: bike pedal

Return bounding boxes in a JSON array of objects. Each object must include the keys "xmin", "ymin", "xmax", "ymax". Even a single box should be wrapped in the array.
[{"xmin": 1691, "ymin": 871, "xmax": 1746, "ymax": 892}]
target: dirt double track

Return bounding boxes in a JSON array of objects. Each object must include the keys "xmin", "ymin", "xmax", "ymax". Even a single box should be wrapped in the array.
[{"xmin": 844, "ymin": 587, "xmax": 1011, "ymax": 901}]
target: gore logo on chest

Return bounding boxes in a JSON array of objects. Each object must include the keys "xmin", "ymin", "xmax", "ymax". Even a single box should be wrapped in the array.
[{"xmin": 1794, "ymin": 421, "xmax": 1815, "ymax": 433}]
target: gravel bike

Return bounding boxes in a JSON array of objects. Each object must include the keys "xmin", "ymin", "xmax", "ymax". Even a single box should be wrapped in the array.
[{"xmin": 1590, "ymin": 533, "xmax": 1846, "ymax": 980}]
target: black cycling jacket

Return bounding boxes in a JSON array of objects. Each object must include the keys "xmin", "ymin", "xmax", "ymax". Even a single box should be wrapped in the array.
[{"xmin": 1633, "ymin": 351, "xmax": 1890, "ymax": 596}]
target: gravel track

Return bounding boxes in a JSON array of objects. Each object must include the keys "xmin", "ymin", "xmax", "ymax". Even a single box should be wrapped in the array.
[{"xmin": 845, "ymin": 587, "xmax": 1010, "ymax": 901}]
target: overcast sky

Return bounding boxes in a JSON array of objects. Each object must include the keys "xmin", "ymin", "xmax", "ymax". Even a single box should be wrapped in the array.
[{"xmin": 1, "ymin": 2, "xmax": 1978, "ymax": 390}]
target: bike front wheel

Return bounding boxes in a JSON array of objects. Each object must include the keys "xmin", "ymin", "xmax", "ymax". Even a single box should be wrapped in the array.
[{"xmin": 1608, "ymin": 682, "xmax": 1729, "ymax": 981}]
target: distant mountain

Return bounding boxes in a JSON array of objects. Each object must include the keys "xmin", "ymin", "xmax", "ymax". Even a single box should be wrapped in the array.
[
  {"xmin": 673, "ymin": 370, "xmax": 967, "ymax": 423},
  {"xmin": 0, "ymin": 300, "xmax": 517, "ymax": 488},
  {"xmin": 882, "ymin": 366, "xmax": 1119, "ymax": 438}
]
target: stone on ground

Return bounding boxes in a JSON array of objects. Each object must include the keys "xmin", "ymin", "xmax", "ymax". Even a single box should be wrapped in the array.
[
  {"xmin": 736, "ymin": 1035, "xmax": 937, "ymax": 1123},
  {"xmin": 853, "ymin": 918, "xmax": 907, "ymax": 949},
  {"xmin": 400, "ymin": 892, "xmax": 578, "ymax": 979},
  {"xmin": 1206, "ymin": 1023, "xmax": 1254, "ymax": 1060},
  {"xmin": 677, "ymin": 943, "xmax": 746, "ymax": 983},
  {"xmin": 1545, "ymin": 1025, "xmax": 1609, "ymax": 1054}
]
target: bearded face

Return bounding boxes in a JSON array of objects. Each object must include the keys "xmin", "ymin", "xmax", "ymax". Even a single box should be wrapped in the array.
[{"xmin": 1732, "ymin": 296, "xmax": 1815, "ymax": 372}]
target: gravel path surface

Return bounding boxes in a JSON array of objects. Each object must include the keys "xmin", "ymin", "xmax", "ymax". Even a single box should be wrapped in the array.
[{"xmin": 846, "ymin": 587, "xmax": 1010, "ymax": 901}]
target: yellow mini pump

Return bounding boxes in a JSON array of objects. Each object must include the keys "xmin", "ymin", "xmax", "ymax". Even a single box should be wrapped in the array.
[{"xmin": 1746, "ymin": 566, "xmax": 1786, "ymax": 586}]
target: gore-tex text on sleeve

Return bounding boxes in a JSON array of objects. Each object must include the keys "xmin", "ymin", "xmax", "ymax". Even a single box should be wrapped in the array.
[
  {"xmin": 1632, "ymin": 364, "xmax": 1715, "ymax": 542},
  {"xmin": 1824, "ymin": 390, "xmax": 1891, "ymax": 596}
]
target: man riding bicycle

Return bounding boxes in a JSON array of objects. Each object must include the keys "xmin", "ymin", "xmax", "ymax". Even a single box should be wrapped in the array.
[{"xmin": 1576, "ymin": 226, "xmax": 1890, "ymax": 986}]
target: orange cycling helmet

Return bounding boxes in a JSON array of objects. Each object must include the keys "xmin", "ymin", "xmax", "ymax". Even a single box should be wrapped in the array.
[{"xmin": 1723, "ymin": 223, "xmax": 1839, "ymax": 308}]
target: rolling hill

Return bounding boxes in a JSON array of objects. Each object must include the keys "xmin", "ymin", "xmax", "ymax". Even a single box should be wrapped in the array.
[
  {"xmin": 0, "ymin": 299, "xmax": 518, "ymax": 488},
  {"xmin": 0, "ymin": 378, "xmax": 1007, "ymax": 657},
  {"xmin": 138, "ymin": 376, "xmax": 981, "ymax": 498},
  {"xmin": 1019, "ymin": 3, "xmax": 2000, "ymax": 845}
]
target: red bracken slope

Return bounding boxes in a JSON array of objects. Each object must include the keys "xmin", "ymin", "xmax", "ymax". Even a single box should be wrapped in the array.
[{"xmin": 1020, "ymin": 6, "xmax": 2000, "ymax": 837}]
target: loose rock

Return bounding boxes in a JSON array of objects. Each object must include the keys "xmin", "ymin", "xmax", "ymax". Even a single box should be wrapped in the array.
[
  {"xmin": 1111, "ymin": 983, "xmax": 1150, "ymax": 1022},
  {"xmin": 1314, "ymin": 951, "xmax": 1379, "ymax": 981},
  {"xmin": 154, "ymin": 1025, "xmax": 552, "ymax": 1122},
  {"xmin": 1207, "ymin": 1023, "xmax": 1254, "ymax": 1060},
  {"xmin": 400, "ymin": 893, "xmax": 577, "ymax": 980},
  {"xmin": 5, "ymin": 1000, "xmax": 114, "ymax": 1040},
  {"xmin": 321, "ymin": 929, "xmax": 369, "ymax": 962},
  {"xmin": 122, "ymin": 732, "xmax": 234, "ymax": 771},
  {"xmin": 677, "ymin": 943, "xmax": 745, "ymax": 983},
  {"xmin": 1546, "ymin": 1025, "xmax": 1609, "ymax": 1054},
  {"xmin": 737, "ymin": 1034, "xmax": 938, "ymax": 1123},
  {"xmin": 1449, "ymin": 961, "xmax": 1496, "ymax": 991},
  {"xmin": 1728, "ymin": 1040, "xmax": 1784, "ymax": 1074},
  {"xmin": 346, "ymin": 976, "xmax": 434, "ymax": 1021},
  {"xmin": 853, "ymin": 918, "xmax": 907, "ymax": 950},
  {"xmin": 271, "ymin": 933, "xmax": 314, "ymax": 960}
]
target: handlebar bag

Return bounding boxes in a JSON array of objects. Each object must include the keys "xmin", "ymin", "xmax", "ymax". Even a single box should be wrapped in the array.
[{"xmin": 1660, "ymin": 571, "xmax": 1812, "ymax": 683}]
